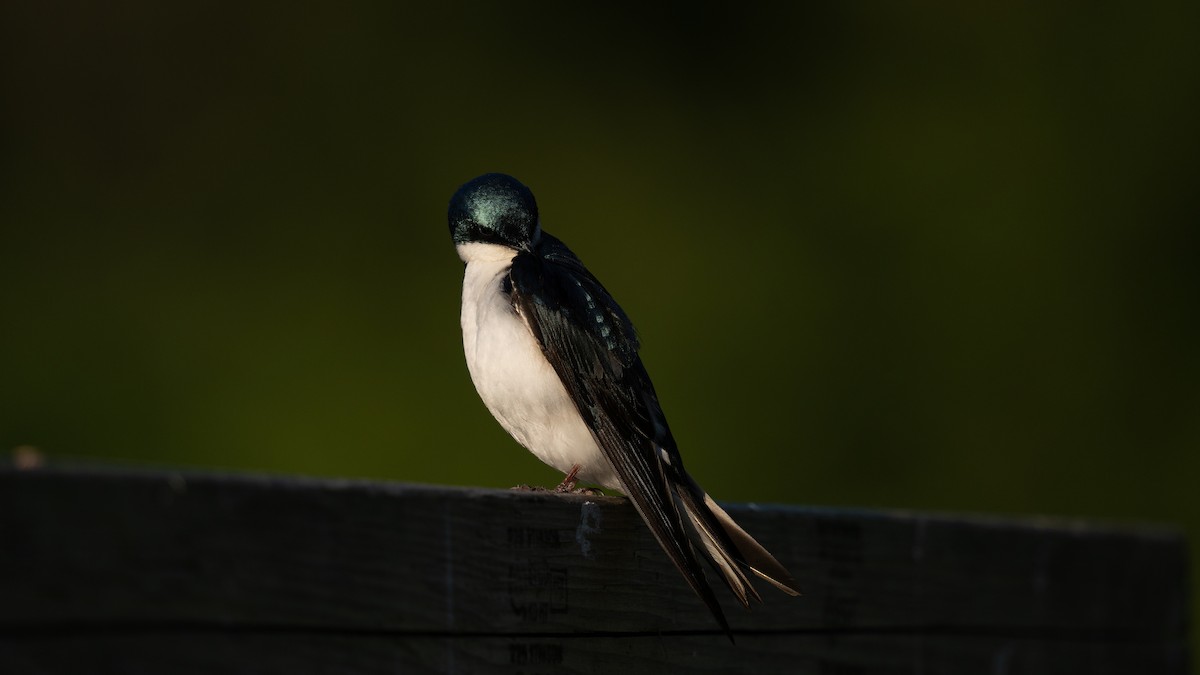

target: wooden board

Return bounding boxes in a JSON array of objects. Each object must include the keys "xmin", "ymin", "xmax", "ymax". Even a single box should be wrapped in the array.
[{"xmin": 0, "ymin": 467, "xmax": 1189, "ymax": 674}]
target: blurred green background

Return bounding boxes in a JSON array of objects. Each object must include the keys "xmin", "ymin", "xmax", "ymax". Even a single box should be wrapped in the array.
[{"xmin": 1, "ymin": 0, "xmax": 1196, "ymax": 646}]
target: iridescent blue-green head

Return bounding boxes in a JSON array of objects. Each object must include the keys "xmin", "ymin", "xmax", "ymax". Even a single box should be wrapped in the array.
[{"xmin": 448, "ymin": 173, "xmax": 540, "ymax": 250}]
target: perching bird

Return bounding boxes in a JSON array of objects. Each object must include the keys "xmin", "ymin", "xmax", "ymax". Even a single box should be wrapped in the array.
[{"xmin": 448, "ymin": 173, "xmax": 798, "ymax": 637}]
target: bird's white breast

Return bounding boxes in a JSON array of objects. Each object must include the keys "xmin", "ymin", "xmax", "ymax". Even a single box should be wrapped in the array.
[{"xmin": 457, "ymin": 243, "xmax": 618, "ymax": 488}]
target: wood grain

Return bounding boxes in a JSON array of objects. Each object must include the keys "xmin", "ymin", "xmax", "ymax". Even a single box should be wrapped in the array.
[{"xmin": 0, "ymin": 467, "xmax": 1188, "ymax": 674}]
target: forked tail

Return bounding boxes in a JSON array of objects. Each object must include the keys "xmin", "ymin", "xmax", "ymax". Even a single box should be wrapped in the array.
[{"xmin": 673, "ymin": 477, "xmax": 801, "ymax": 607}]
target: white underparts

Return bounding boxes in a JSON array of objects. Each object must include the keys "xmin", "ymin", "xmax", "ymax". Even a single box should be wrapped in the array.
[{"xmin": 458, "ymin": 246, "xmax": 619, "ymax": 489}]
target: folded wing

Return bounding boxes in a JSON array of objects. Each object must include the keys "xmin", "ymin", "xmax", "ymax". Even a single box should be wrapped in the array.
[{"xmin": 508, "ymin": 235, "xmax": 797, "ymax": 638}]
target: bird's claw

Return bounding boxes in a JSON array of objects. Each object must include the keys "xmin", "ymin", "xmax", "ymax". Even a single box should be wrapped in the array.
[{"xmin": 511, "ymin": 466, "xmax": 602, "ymax": 496}]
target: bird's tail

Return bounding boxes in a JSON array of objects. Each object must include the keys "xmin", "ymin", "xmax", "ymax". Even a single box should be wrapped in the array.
[{"xmin": 673, "ymin": 478, "xmax": 800, "ymax": 607}]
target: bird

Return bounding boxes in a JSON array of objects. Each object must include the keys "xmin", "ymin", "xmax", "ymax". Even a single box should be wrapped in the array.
[{"xmin": 447, "ymin": 172, "xmax": 799, "ymax": 638}]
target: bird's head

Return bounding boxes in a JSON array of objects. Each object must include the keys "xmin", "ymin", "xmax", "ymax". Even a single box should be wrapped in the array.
[{"xmin": 448, "ymin": 173, "xmax": 540, "ymax": 256}]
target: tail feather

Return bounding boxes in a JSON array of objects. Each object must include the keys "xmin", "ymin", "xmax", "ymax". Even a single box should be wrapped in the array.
[
  {"xmin": 673, "ymin": 473, "xmax": 801, "ymax": 600},
  {"xmin": 675, "ymin": 485, "xmax": 762, "ymax": 608},
  {"xmin": 702, "ymin": 493, "xmax": 801, "ymax": 597}
]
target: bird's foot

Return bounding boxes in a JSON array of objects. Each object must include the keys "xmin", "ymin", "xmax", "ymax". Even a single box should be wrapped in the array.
[
  {"xmin": 552, "ymin": 465, "xmax": 604, "ymax": 495},
  {"xmin": 511, "ymin": 466, "xmax": 603, "ymax": 495},
  {"xmin": 571, "ymin": 487, "xmax": 605, "ymax": 496},
  {"xmin": 511, "ymin": 483, "xmax": 601, "ymax": 495},
  {"xmin": 554, "ymin": 465, "xmax": 582, "ymax": 493}
]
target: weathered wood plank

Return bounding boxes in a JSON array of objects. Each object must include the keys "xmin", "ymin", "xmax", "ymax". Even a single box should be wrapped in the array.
[
  {"xmin": 0, "ymin": 467, "xmax": 1189, "ymax": 674},
  {"xmin": 0, "ymin": 632, "xmax": 1183, "ymax": 675}
]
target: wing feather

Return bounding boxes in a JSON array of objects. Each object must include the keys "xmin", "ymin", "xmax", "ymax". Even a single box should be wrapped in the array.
[
  {"xmin": 507, "ymin": 233, "xmax": 796, "ymax": 637},
  {"xmin": 509, "ymin": 237, "xmax": 732, "ymax": 634}
]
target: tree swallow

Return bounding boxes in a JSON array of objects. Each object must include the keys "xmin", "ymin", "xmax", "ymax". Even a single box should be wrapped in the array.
[{"xmin": 448, "ymin": 173, "xmax": 799, "ymax": 637}]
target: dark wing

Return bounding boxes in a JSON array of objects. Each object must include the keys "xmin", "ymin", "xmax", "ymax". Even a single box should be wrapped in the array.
[{"xmin": 507, "ymin": 233, "xmax": 733, "ymax": 635}]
